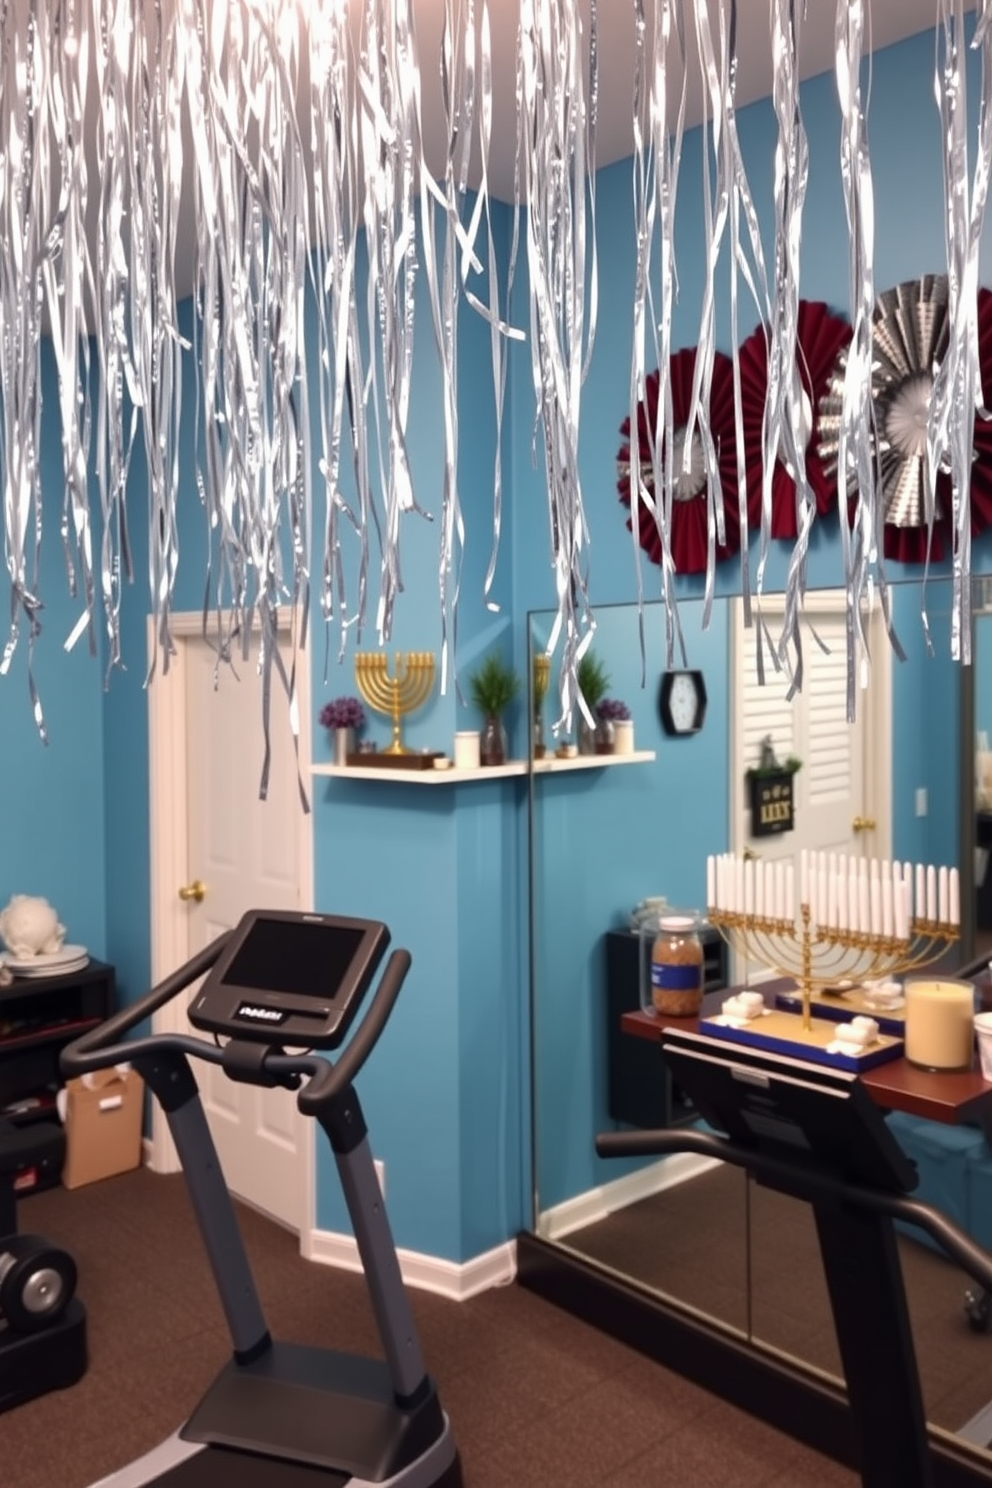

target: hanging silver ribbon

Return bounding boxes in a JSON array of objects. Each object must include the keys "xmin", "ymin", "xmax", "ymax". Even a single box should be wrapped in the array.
[
  {"xmin": 834, "ymin": 0, "xmax": 879, "ymax": 720},
  {"xmin": 519, "ymin": 0, "xmax": 598, "ymax": 730},
  {"xmin": 928, "ymin": 0, "xmax": 992, "ymax": 667}
]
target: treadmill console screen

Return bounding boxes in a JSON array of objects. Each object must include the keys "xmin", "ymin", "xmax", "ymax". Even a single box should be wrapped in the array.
[{"xmin": 189, "ymin": 910, "xmax": 390, "ymax": 1049}]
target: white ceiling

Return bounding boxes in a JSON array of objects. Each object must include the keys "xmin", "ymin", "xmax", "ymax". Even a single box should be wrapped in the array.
[{"xmin": 412, "ymin": 0, "xmax": 948, "ymax": 203}]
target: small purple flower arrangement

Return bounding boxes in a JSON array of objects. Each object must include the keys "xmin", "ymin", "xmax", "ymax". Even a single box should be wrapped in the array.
[
  {"xmin": 596, "ymin": 697, "xmax": 631, "ymax": 723},
  {"xmin": 319, "ymin": 696, "xmax": 366, "ymax": 732}
]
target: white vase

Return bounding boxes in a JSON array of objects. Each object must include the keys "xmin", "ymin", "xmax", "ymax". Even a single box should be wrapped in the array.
[
  {"xmin": 332, "ymin": 727, "xmax": 355, "ymax": 766},
  {"xmin": 613, "ymin": 719, "xmax": 635, "ymax": 755}
]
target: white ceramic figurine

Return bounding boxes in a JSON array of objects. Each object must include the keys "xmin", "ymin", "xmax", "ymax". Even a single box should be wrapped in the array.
[{"xmin": 0, "ymin": 895, "xmax": 66, "ymax": 957}]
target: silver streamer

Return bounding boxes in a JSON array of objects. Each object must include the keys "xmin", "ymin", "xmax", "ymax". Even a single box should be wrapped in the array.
[
  {"xmin": 834, "ymin": 0, "xmax": 901, "ymax": 718},
  {"xmin": 627, "ymin": 0, "xmax": 688, "ymax": 674},
  {"xmin": 519, "ymin": 0, "xmax": 598, "ymax": 729},
  {"xmin": 928, "ymin": 0, "xmax": 992, "ymax": 666},
  {"xmin": 0, "ymin": 0, "xmax": 981, "ymax": 750},
  {"xmin": 764, "ymin": 0, "xmax": 811, "ymax": 698}
]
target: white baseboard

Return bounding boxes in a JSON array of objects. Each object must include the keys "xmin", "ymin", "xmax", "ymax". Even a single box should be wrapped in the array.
[
  {"xmin": 539, "ymin": 1151, "xmax": 720, "ymax": 1242},
  {"xmin": 307, "ymin": 1229, "xmax": 517, "ymax": 1301}
]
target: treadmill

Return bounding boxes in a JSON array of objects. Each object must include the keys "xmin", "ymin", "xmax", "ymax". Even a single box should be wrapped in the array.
[
  {"xmin": 61, "ymin": 909, "xmax": 462, "ymax": 1488},
  {"xmin": 597, "ymin": 1026, "xmax": 992, "ymax": 1488}
]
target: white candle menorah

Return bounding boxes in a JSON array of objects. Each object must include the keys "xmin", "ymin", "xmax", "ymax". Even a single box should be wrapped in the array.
[{"xmin": 705, "ymin": 850, "xmax": 961, "ymax": 1032}]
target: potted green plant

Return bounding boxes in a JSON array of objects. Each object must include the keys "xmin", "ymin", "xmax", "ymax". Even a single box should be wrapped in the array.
[
  {"xmin": 576, "ymin": 651, "xmax": 611, "ymax": 755},
  {"xmin": 467, "ymin": 652, "xmax": 521, "ymax": 766}
]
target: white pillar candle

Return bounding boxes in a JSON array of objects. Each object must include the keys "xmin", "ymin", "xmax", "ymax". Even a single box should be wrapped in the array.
[
  {"xmin": 707, "ymin": 855, "xmax": 715, "ymax": 909},
  {"xmin": 926, "ymin": 865, "xmax": 937, "ymax": 923},
  {"xmin": 881, "ymin": 874, "xmax": 893, "ymax": 939},
  {"xmin": 950, "ymin": 867, "xmax": 961, "ymax": 926},
  {"xmin": 938, "ymin": 865, "xmax": 949, "ymax": 925},
  {"xmin": 905, "ymin": 979, "xmax": 975, "ymax": 1071}
]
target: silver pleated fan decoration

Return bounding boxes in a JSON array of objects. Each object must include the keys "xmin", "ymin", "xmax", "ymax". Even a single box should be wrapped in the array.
[{"xmin": 819, "ymin": 276, "xmax": 951, "ymax": 531}]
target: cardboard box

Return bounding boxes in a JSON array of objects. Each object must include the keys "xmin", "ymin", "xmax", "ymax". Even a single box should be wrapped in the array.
[{"xmin": 62, "ymin": 1066, "xmax": 144, "ymax": 1190}]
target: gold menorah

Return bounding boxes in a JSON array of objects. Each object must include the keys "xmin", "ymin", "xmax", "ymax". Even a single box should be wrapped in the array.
[
  {"xmin": 355, "ymin": 651, "xmax": 435, "ymax": 755},
  {"xmin": 707, "ymin": 852, "xmax": 959, "ymax": 1031}
]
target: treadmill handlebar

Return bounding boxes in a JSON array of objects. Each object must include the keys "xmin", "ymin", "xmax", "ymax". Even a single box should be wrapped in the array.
[
  {"xmin": 596, "ymin": 1126, "xmax": 992, "ymax": 1297},
  {"xmin": 60, "ymin": 933, "xmax": 233, "ymax": 1077},
  {"xmin": 61, "ymin": 939, "xmax": 411, "ymax": 1117},
  {"xmin": 296, "ymin": 948, "xmax": 411, "ymax": 1115}
]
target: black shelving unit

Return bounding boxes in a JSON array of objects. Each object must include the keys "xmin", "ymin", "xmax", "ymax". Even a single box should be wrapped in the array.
[
  {"xmin": 605, "ymin": 927, "xmax": 726, "ymax": 1130},
  {"xmin": 0, "ymin": 960, "xmax": 116, "ymax": 1123}
]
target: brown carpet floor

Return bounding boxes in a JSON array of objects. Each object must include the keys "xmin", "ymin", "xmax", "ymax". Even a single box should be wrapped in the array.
[{"xmin": 0, "ymin": 1166, "xmax": 862, "ymax": 1488}]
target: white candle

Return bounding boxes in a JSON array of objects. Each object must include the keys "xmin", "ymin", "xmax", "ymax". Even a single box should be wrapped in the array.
[
  {"xmin": 744, "ymin": 858, "xmax": 754, "ymax": 918},
  {"xmin": 870, "ymin": 861, "xmax": 881, "ymax": 937},
  {"xmin": 707, "ymin": 855, "xmax": 716, "ymax": 909},
  {"xmin": 818, "ymin": 858, "xmax": 829, "ymax": 929},
  {"xmin": 828, "ymin": 870, "xmax": 838, "ymax": 930},
  {"xmin": 859, "ymin": 871, "xmax": 870, "ymax": 937},
  {"xmin": 903, "ymin": 863, "xmax": 914, "ymax": 920},
  {"xmin": 950, "ymin": 867, "xmax": 960, "ymax": 926},
  {"xmin": 916, "ymin": 864, "xmax": 926, "ymax": 924},
  {"xmin": 938, "ymin": 865, "xmax": 949, "ymax": 925},
  {"xmin": 785, "ymin": 863, "xmax": 795, "ymax": 924},
  {"xmin": 882, "ymin": 874, "xmax": 893, "ymax": 939},
  {"xmin": 800, "ymin": 849, "xmax": 809, "ymax": 907},
  {"xmin": 755, "ymin": 861, "xmax": 765, "ymax": 920},
  {"xmin": 775, "ymin": 862, "xmax": 785, "ymax": 922},
  {"xmin": 905, "ymin": 979, "xmax": 975, "ymax": 1071},
  {"xmin": 736, "ymin": 857, "xmax": 745, "ymax": 917},
  {"xmin": 926, "ymin": 865, "xmax": 937, "ymax": 923}
]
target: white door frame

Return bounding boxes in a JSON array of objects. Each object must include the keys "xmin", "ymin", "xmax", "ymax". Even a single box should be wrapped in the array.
[
  {"xmin": 146, "ymin": 609, "xmax": 316, "ymax": 1252},
  {"xmin": 729, "ymin": 590, "xmax": 894, "ymax": 857}
]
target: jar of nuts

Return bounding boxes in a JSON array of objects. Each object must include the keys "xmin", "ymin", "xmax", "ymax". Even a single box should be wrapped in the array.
[{"xmin": 649, "ymin": 914, "xmax": 704, "ymax": 1017}]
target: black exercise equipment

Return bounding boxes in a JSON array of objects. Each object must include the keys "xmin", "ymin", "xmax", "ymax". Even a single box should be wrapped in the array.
[
  {"xmin": 596, "ymin": 1026, "xmax": 992, "ymax": 1488},
  {"xmin": 0, "ymin": 1117, "xmax": 86, "ymax": 1413},
  {"xmin": 61, "ymin": 908, "xmax": 462, "ymax": 1488}
]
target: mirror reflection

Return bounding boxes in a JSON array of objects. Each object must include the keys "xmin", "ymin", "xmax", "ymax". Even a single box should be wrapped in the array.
[{"xmin": 528, "ymin": 577, "xmax": 992, "ymax": 1453}]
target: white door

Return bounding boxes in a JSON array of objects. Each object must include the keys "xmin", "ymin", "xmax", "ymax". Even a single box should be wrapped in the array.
[
  {"xmin": 148, "ymin": 617, "xmax": 313, "ymax": 1238},
  {"xmin": 730, "ymin": 592, "xmax": 892, "ymax": 978}
]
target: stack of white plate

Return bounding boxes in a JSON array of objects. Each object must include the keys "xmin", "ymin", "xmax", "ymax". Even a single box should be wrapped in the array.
[{"xmin": 2, "ymin": 945, "xmax": 89, "ymax": 978}]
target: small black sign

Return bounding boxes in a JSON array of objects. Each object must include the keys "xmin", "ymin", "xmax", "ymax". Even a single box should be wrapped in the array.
[{"xmin": 748, "ymin": 770, "xmax": 795, "ymax": 838}]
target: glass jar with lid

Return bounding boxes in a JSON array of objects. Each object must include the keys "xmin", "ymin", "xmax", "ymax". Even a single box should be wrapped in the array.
[{"xmin": 643, "ymin": 913, "xmax": 705, "ymax": 1017}]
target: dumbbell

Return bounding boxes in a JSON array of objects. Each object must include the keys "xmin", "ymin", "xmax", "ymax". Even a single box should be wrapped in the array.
[{"xmin": 0, "ymin": 1234, "xmax": 77, "ymax": 1334}]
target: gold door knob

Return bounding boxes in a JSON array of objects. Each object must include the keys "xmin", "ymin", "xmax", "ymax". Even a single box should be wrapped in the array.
[
  {"xmin": 743, "ymin": 847, "xmax": 760, "ymax": 861},
  {"xmin": 851, "ymin": 816, "xmax": 877, "ymax": 834},
  {"xmin": 178, "ymin": 880, "xmax": 206, "ymax": 903}
]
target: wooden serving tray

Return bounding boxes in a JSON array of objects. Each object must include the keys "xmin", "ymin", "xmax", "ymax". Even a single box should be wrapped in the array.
[
  {"xmin": 699, "ymin": 1007, "xmax": 904, "ymax": 1072},
  {"xmin": 345, "ymin": 751, "xmax": 445, "ymax": 771}
]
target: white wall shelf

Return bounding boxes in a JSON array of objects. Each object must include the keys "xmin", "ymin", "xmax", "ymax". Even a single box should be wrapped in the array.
[
  {"xmin": 532, "ymin": 750, "xmax": 656, "ymax": 774},
  {"xmin": 311, "ymin": 760, "xmax": 529, "ymax": 784},
  {"xmin": 311, "ymin": 750, "xmax": 656, "ymax": 784}
]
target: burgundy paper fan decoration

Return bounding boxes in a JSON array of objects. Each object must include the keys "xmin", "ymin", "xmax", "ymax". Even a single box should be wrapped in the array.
[
  {"xmin": 738, "ymin": 300, "xmax": 852, "ymax": 540},
  {"xmin": 617, "ymin": 348, "xmax": 740, "ymax": 575},
  {"xmin": 817, "ymin": 275, "xmax": 992, "ymax": 564}
]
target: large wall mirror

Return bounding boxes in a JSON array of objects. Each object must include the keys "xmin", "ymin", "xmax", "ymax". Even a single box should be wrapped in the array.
[{"xmin": 527, "ymin": 575, "xmax": 992, "ymax": 1462}]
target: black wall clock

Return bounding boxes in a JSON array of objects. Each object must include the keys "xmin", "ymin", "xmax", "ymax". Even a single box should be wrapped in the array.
[{"xmin": 659, "ymin": 670, "xmax": 708, "ymax": 736}]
